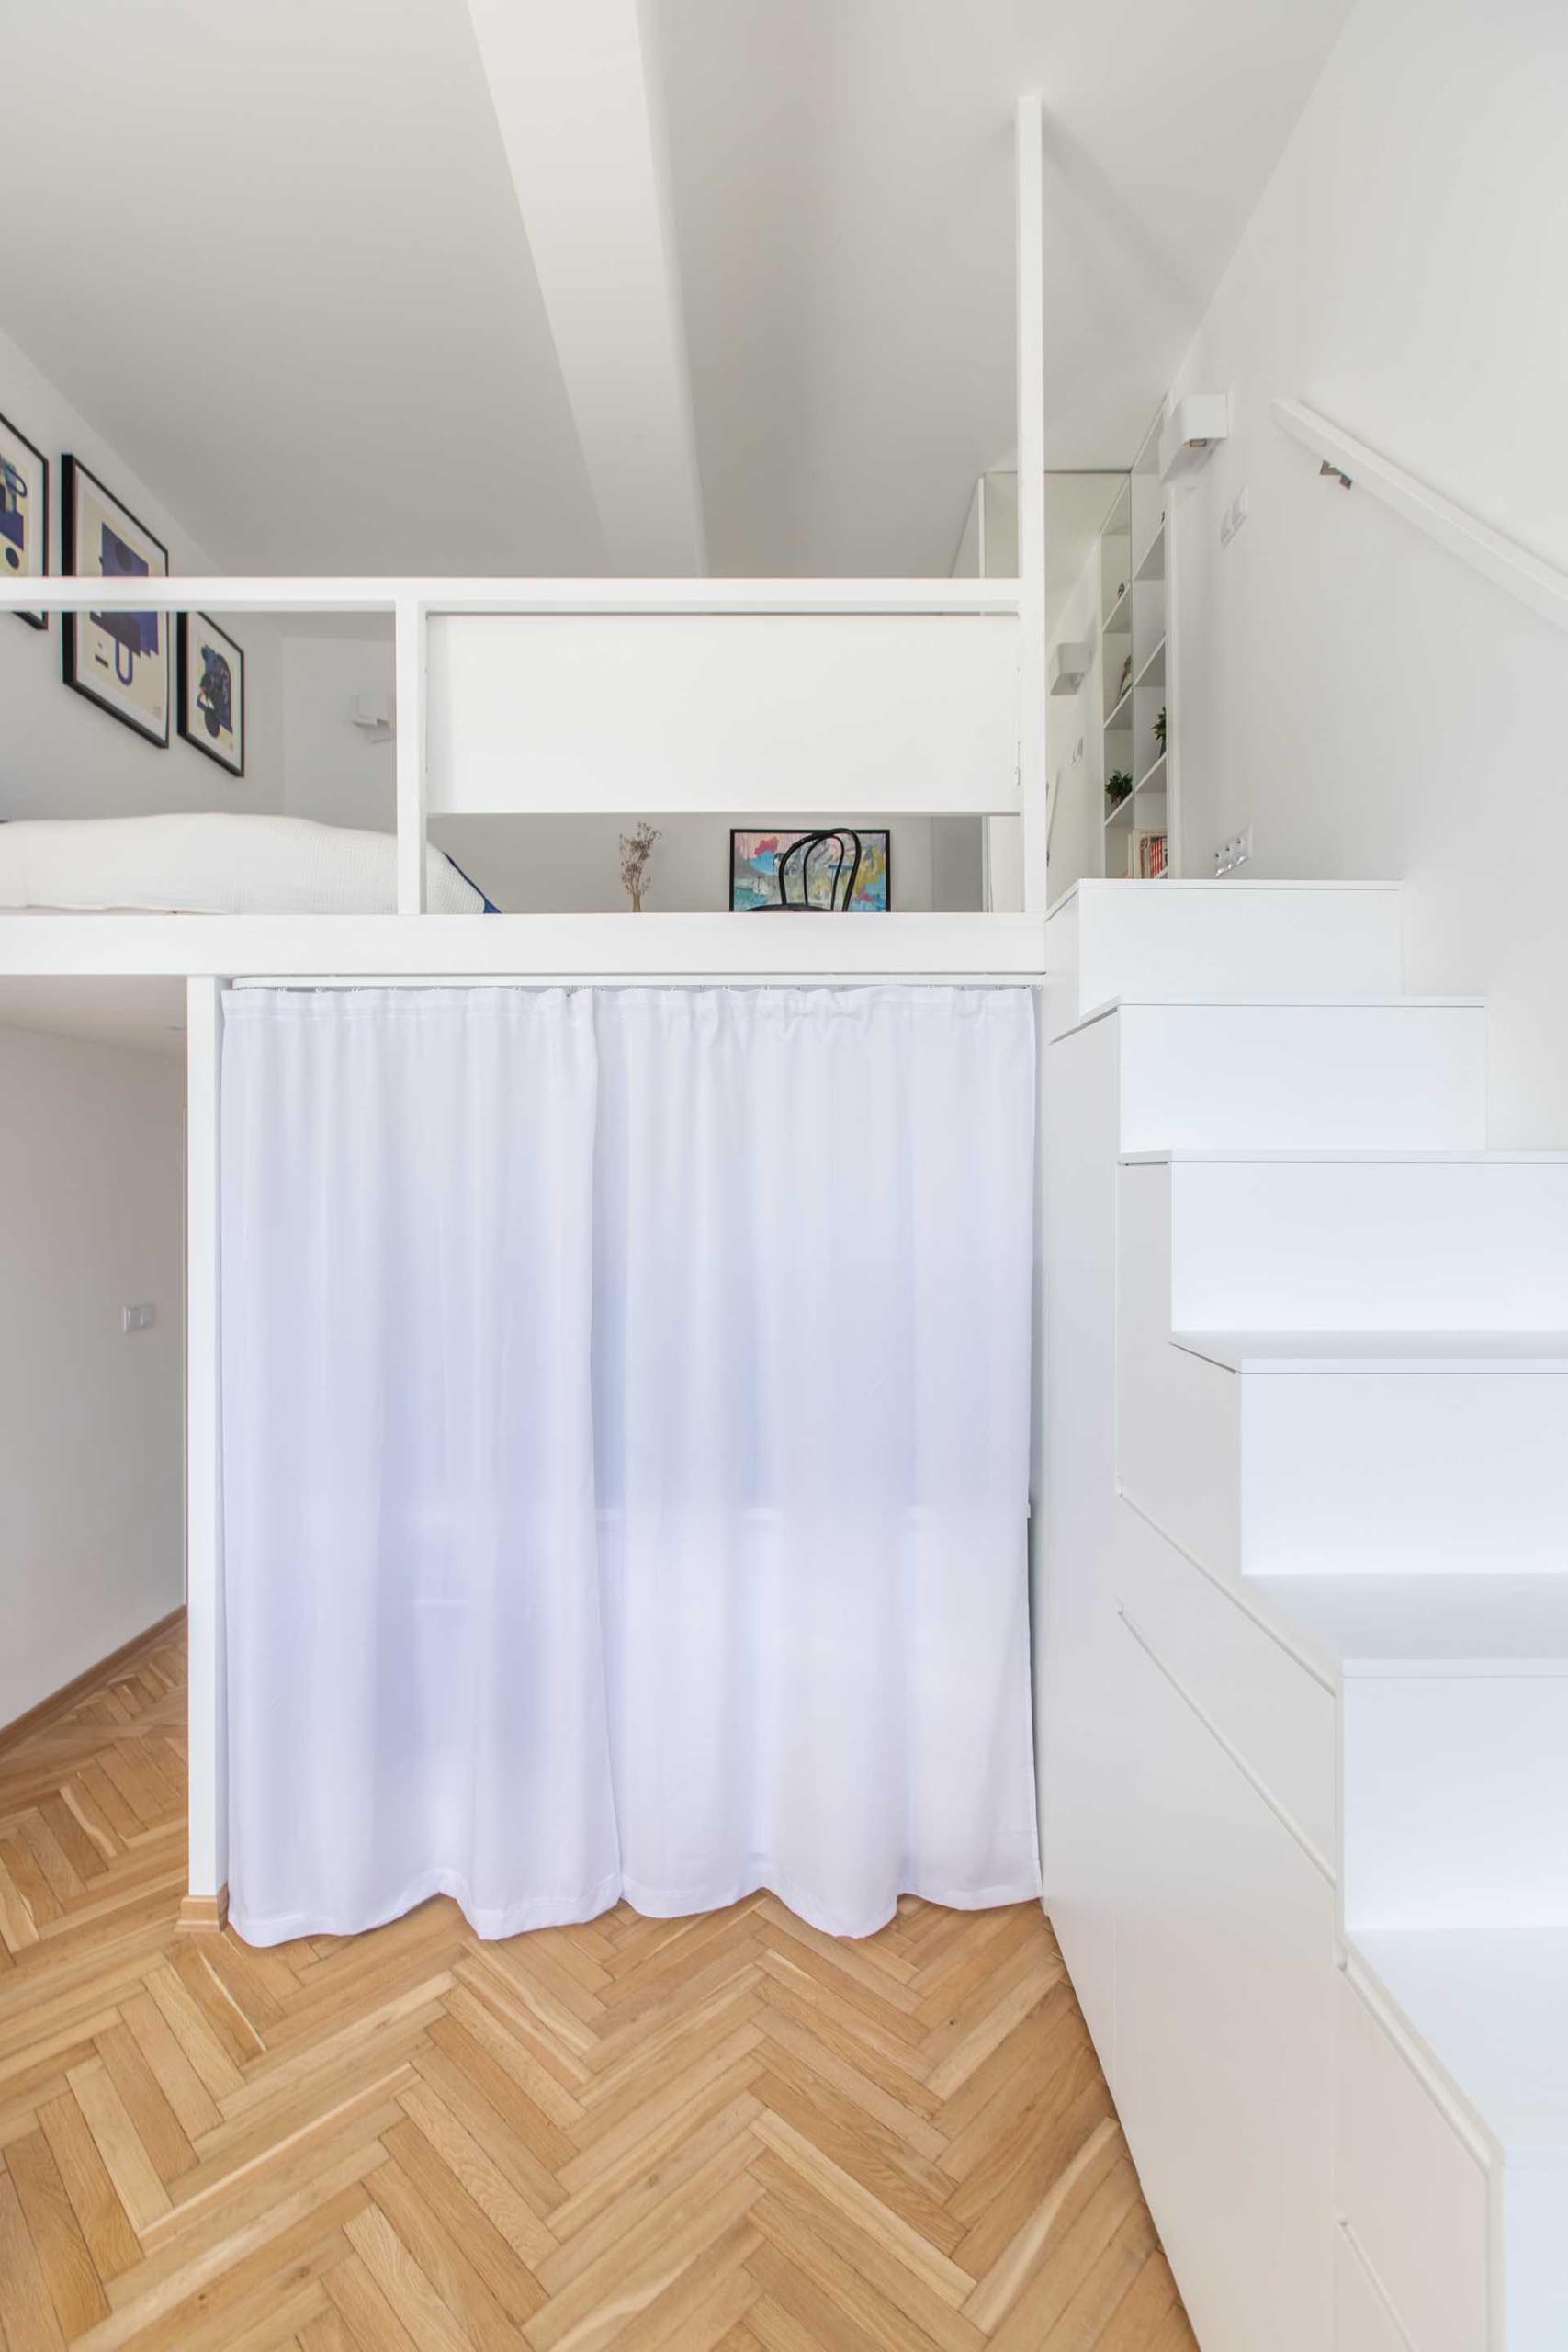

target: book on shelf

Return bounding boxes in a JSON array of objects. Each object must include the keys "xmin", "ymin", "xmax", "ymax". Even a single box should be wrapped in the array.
[{"xmin": 1134, "ymin": 829, "xmax": 1167, "ymax": 879}]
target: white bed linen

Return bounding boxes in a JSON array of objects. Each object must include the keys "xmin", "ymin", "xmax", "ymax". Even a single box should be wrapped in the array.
[{"xmin": 0, "ymin": 813, "xmax": 484, "ymax": 915}]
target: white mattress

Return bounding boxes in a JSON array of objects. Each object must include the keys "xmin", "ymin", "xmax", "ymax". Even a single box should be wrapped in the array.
[{"xmin": 0, "ymin": 814, "xmax": 486, "ymax": 916}]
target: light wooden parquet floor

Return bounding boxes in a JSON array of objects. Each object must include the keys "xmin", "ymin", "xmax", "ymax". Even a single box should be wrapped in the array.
[{"xmin": 0, "ymin": 1619, "xmax": 1198, "ymax": 2352}]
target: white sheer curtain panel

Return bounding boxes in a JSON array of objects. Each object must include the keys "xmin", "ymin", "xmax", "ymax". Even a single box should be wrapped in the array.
[
  {"xmin": 221, "ymin": 989, "xmax": 618, "ymax": 1941},
  {"xmin": 221, "ymin": 985, "xmax": 1039, "ymax": 1945},
  {"xmin": 593, "ymin": 988, "xmax": 1040, "ymax": 1934}
]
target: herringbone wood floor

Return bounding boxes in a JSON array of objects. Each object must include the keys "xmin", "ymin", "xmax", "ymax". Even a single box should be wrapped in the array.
[{"xmin": 0, "ymin": 1619, "xmax": 1197, "ymax": 2351}]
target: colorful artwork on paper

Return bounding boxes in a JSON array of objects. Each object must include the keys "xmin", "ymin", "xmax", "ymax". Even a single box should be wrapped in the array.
[{"xmin": 729, "ymin": 828, "xmax": 891, "ymax": 912}]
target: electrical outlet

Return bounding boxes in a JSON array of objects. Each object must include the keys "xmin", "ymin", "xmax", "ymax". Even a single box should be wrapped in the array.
[
  {"xmin": 1213, "ymin": 827, "xmax": 1253, "ymax": 876},
  {"xmin": 122, "ymin": 1303, "xmax": 154, "ymax": 1333}
]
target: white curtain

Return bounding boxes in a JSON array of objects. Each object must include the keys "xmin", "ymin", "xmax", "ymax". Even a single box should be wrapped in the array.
[{"xmin": 222, "ymin": 986, "xmax": 1038, "ymax": 1944}]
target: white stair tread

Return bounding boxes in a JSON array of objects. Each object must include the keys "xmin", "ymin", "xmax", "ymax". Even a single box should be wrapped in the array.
[
  {"xmin": 1351, "ymin": 1928, "xmax": 1568, "ymax": 2162},
  {"xmin": 1065, "ymin": 992, "xmax": 1483, "ymax": 1036},
  {"xmin": 1048, "ymin": 878, "xmax": 1404, "ymax": 913},
  {"xmin": 1174, "ymin": 1329, "xmax": 1568, "ymax": 1372},
  {"xmin": 1250, "ymin": 1573, "xmax": 1568, "ymax": 1676},
  {"xmin": 1124, "ymin": 1148, "xmax": 1568, "ymax": 1166}
]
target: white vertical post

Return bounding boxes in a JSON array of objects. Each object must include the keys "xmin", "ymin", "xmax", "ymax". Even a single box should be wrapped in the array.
[
  {"xmin": 1015, "ymin": 96, "xmax": 1047, "ymax": 918},
  {"xmin": 1164, "ymin": 484, "xmax": 1181, "ymax": 876},
  {"xmin": 395, "ymin": 595, "xmax": 427, "ymax": 914},
  {"xmin": 183, "ymin": 976, "xmax": 227, "ymax": 1928}
]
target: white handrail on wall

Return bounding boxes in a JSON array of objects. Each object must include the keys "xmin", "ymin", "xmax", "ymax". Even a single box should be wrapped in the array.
[{"xmin": 1274, "ymin": 397, "xmax": 1568, "ymax": 637}]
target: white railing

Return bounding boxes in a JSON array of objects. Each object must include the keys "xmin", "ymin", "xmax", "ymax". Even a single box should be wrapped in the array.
[
  {"xmin": 1275, "ymin": 397, "xmax": 1568, "ymax": 637},
  {"xmin": 1, "ymin": 572, "xmax": 1034, "ymax": 924}
]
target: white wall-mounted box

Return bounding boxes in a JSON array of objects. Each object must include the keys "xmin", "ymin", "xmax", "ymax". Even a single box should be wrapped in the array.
[
  {"xmin": 1159, "ymin": 393, "xmax": 1230, "ymax": 483},
  {"xmin": 1049, "ymin": 639, "xmax": 1091, "ymax": 695}
]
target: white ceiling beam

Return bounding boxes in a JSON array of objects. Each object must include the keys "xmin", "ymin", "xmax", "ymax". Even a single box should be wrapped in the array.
[{"xmin": 466, "ymin": 0, "xmax": 706, "ymax": 577}]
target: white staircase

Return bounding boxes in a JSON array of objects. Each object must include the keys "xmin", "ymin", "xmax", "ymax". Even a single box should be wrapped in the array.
[{"xmin": 1040, "ymin": 879, "xmax": 1568, "ymax": 2352}]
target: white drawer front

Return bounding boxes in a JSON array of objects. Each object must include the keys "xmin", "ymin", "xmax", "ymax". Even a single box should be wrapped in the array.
[
  {"xmin": 1337, "ymin": 1973, "xmax": 1490, "ymax": 2352},
  {"xmin": 1118, "ymin": 1500, "xmax": 1337, "ymax": 1871},
  {"xmin": 1336, "ymin": 2224, "xmax": 1412, "ymax": 2352}
]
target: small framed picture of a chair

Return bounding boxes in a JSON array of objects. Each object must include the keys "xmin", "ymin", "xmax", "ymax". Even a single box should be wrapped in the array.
[
  {"xmin": 730, "ymin": 827, "xmax": 892, "ymax": 911},
  {"xmin": 62, "ymin": 456, "xmax": 170, "ymax": 744}
]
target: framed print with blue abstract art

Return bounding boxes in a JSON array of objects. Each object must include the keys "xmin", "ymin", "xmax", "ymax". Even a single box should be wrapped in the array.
[
  {"xmin": 62, "ymin": 456, "xmax": 169, "ymax": 744},
  {"xmin": 178, "ymin": 612, "xmax": 245, "ymax": 777},
  {"xmin": 0, "ymin": 409, "xmax": 49, "ymax": 630}
]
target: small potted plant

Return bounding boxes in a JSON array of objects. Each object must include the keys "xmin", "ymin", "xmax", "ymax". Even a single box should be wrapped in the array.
[{"xmin": 1106, "ymin": 770, "xmax": 1134, "ymax": 813}]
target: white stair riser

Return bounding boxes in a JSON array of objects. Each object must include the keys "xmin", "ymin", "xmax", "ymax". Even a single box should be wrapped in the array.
[
  {"xmin": 1242, "ymin": 1371, "xmax": 1568, "ymax": 1577},
  {"xmin": 1118, "ymin": 1003, "xmax": 1486, "ymax": 1155},
  {"xmin": 1170, "ymin": 1159, "xmax": 1568, "ymax": 1331},
  {"xmin": 1344, "ymin": 1672, "xmax": 1568, "ymax": 1930},
  {"xmin": 1118, "ymin": 1163, "xmax": 1241, "ymax": 1578},
  {"xmin": 1048, "ymin": 881, "xmax": 1404, "ymax": 1031}
]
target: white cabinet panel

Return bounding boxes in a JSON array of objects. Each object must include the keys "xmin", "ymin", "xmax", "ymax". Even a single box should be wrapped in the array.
[
  {"xmin": 1040, "ymin": 1015, "xmax": 1124, "ymax": 2075},
  {"xmin": 1337, "ymin": 1973, "xmax": 1490, "ymax": 2352},
  {"xmin": 1117, "ymin": 1617, "xmax": 1335, "ymax": 2352}
]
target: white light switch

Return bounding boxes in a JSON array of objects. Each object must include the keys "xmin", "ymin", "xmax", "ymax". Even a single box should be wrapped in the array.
[{"xmin": 122, "ymin": 1304, "xmax": 154, "ymax": 1333}]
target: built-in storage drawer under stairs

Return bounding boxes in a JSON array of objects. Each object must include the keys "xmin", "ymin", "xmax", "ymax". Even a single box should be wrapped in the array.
[{"xmin": 1042, "ymin": 879, "xmax": 1568, "ymax": 2351}]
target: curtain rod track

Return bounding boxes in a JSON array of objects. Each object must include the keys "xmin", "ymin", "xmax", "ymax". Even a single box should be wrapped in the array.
[{"xmin": 228, "ymin": 974, "xmax": 1044, "ymax": 991}]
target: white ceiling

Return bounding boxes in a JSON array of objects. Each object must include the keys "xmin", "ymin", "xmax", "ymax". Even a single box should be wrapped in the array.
[
  {"xmin": 0, "ymin": 979, "xmax": 186, "ymax": 1059},
  {"xmin": 0, "ymin": 0, "xmax": 1350, "ymax": 578}
]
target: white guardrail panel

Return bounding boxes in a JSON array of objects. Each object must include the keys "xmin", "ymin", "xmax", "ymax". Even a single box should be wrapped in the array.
[{"xmin": 423, "ymin": 609, "xmax": 1022, "ymax": 817}]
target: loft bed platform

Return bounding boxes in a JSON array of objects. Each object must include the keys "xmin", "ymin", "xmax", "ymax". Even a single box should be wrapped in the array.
[
  {"xmin": 0, "ymin": 910, "xmax": 1047, "ymax": 981},
  {"xmin": 0, "ymin": 571, "xmax": 1044, "ymax": 980}
]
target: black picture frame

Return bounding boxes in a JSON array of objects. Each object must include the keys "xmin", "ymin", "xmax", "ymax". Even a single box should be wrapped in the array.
[
  {"xmin": 177, "ymin": 611, "xmax": 246, "ymax": 778},
  {"xmin": 0, "ymin": 408, "xmax": 50, "ymax": 630},
  {"xmin": 728, "ymin": 827, "xmax": 894, "ymax": 912},
  {"xmin": 61, "ymin": 455, "xmax": 170, "ymax": 745}
]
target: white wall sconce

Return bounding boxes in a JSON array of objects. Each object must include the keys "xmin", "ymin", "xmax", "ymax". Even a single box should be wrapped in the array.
[
  {"xmin": 1159, "ymin": 393, "xmax": 1230, "ymax": 483},
  {"xmin": 1049, "ymin": 639, "xmax": 1091, "ymax": 695},
  {"xmin": 350, "ymin": 690, "xmax": 393, "ymax": 739}
]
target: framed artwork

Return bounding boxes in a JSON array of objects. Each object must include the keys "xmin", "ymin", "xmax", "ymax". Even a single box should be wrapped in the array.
[
  {"xmin": 0, "ymin": 409, "xmax": 49, "ymax": 629},
  {"xmin": 178, "ymin": 612, "xmax": 245, "ymax": 777},
  {"xmin": 730, "ymin": 827, "xmax": 892, "ymax": 912},
  {"xmin": 62, "ymin": 456, "xmax": 169, "ymax": 744}
]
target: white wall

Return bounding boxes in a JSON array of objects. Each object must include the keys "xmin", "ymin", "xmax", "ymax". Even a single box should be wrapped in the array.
[
  {"xmin": 0, "ymin": 1023, "xmax": 185, "ymax": 1727},
  {"xmin": 282, "ymin": 631, "xmax": 979, "ymax": 911},
  {"xmin": 1168, "ymin": 0, "xmax": 1568, "ymax": 1144},
  {"xmin": 281, "ymin": 629, "xmax": 397, "ymax": 832},
  {"xmin": 0, "ymin": 322, "xmax": 285, "ymax": 821}
]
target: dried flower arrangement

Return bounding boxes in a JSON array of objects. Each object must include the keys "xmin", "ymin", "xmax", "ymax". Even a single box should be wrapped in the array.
[{"xmin": 618, "ymin": 822, "xmax": 660, "ymax": 913}]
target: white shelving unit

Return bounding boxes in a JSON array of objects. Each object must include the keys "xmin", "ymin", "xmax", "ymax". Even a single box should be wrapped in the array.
[
  {"xmin": 1097, "ymin": 408, "xmax": 1173, "ymax": 877},
  {"xmin": 1099, "ymin": 477, "xmax": 1135, "ymax": 865},
  {"xmin": 1114, "ymin": 409, "xmax": 1166, "ymax": 879}
]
